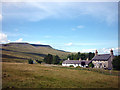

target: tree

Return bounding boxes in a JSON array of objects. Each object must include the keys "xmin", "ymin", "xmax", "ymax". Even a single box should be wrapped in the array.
[
  {"xmin": 74, "ymin": 54, "xmax": 79, "ymax": 60},
  {"xmin": 71, "ymin": 54, "xmax": 74, "ymax": 60},
  {"xmin": 28, "ymin": 59, "xmax": 33, "ymax": 64},
  {"xmin": 88, "ymin": 52, "xmax": 92, "ymax": 60},
  {"xmin": 44, "ymin": 54, "xmax": 53, "ymax": 64},
  {"xmin": 67, "ymin": 54, "xmax": 71, "ymax": 59},
  {"xmin": 48, "ymin": 54, "xmax": 53, "ymax": 64},
  {"xmin": 85, "ymin": 53, "xmax": 89, "ymax": 60},
  {"xmin": 112, "ymin": 55, "xmax": 120, "ymax": 70},
  {"xmin": 78, "ymin": 52, "xmax": 80, "ymax": 55},
  {"xmin": 59, "ymin": 60, "xmax": 63, "ymax": 65},
  {"xmin": 77, "ymin": 52, "xmax": 81, "ymax": 59},
  {"xmin": 52, "ymin": 55, "xmax": 60, "ymax": 64},
  {"xmin": 81, "ymin": 53, "xmax": 86, "ymax": 60},
  {"xmin": 66, "ymin": 52, "xmax": 94, "ymax": 60}
]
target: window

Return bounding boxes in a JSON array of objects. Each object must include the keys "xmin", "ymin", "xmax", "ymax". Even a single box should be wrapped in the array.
[{"xmin": 104, "ymin": 65, "xmax": 106, "ymax": 67}]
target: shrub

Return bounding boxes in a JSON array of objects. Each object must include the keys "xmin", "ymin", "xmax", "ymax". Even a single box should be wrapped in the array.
[
  {"xmin": 38, "ymin": 61, "xmax": 42, "ymax": 64},
  {"xmin": 36, "ymin": 60, "xmax": 42, "ymax": 64},
  {"xmin": 59, "ymin": 60, "xmax": 63, "ymax": 65},
  {"xmin": 88, "ymin": 63, "xmax": 94, "ymax": 68},
  {"xmin": 112, "ymin": 55, "xmax": 120, "ymax": 70},
  {"xmin": 28, "ymin": 59, "xmax": 33, "ymax": 64},
  {"xmin": 69, "ymin": 65, "xmax": 74, "ymax": 67},
  {"xmin": 76, "ymin": 66, "xmax": 81, "ymax": 68}
]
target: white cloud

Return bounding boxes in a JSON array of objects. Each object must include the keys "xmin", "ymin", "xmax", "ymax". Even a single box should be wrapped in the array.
[
  {"xmin": 0, "ymin": 33, "xmax": 8, "ymax": 43},
  {"xmin": 65, "ymin": 42, "xmax": 104, "ymax": 46},
  {"xmin": 72, "ymin": 25, "xmax": 84, "ymax": 31},
  {"xmin": 30, "ymin": 41, "xmax": 43, "ymax": 44},
  {"xmin": 65, "ymin": 42, "xmax": 73, "ymax": 46},
  {"xmin": 28, "ymin": 41, "xmax": 49, "ymax": 45},
  {"xmin": 77, "ymin": 25, "xmax": 84, "ymax": 29},
  {"xmin": 3, "ymin": 2, "xmax": 117, "ymax": 25},
  {"xmin": 4, "ymin": 32, "xmax": 28, "ymax": 37},
  {"xmin": 98, "ymin": 48, "xmax": 119, "ymax": 55},
  {"xmin": 81, "ymin": 48, "xmax": 96, "ymax": 53},
  {"xmin": 75, "ymin": 43, "xmax": 98, "ymax": 45},
  {"xmin": 80, "ymin": 3, "xmax": 117, "ymax": 25},
  {"xmin": 81, "ymin": 47, "xmax": 119, "ymax": 55},
  {"xmin": 72, "ymin": 28, "xmax": 76, "ymax": 31},
  {"xmin": 34, "ymin": 41, "xmax": 41, "ymax": 44},
  {"xmin": 15, "ymin": 38, "xmax": 23, "ymax": 42}
]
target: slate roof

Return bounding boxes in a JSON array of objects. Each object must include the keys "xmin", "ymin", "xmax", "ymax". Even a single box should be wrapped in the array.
[
  {"xmin": 85, "ymin": 60, "xmax": 92, "ymax": 65},
  {"xmin": 92, "ymin": 54, "xmax": 111, "ymax": 61},
  {"xmin": 62, "ymin": 60, "xmax": 92, "ymax": 65}
]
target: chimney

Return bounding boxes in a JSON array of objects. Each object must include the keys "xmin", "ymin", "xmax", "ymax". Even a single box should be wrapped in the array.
[
  {"xmin": 110, "ymin": 49, "xmax": 114, "ymax": 69},
  {"xmin": 68, "ymin": 58, "xmax": 70, "ymax": 60},
  {"xmin": 79, "ymin": 58, "xmax": 81, "ymax": 61},
  {"xmin": 86, "ymin": 58, "xmax": 89, "ymax": 61},
  {"xmin": 110, "ymin": 49, "xmax": 113, "ymax": 55},
  {"xmin": 95, "ymin": 50, "xmax": 98, "ymax": 56}
]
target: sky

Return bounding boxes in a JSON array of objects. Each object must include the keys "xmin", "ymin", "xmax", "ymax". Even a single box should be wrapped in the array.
[{"xmin": 0, "ymin": 1, "xmax": 119, "ymax": 55}]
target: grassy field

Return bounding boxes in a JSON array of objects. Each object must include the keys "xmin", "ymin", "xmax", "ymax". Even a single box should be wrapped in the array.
[{"xmin": 2, "ymin": 62, "xmax": 119, "ymax": 88}]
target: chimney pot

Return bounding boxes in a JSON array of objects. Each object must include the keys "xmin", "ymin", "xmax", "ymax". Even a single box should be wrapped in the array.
[
  {"xmin": 79, "ymin": 58, "xmax": 81, "ymax": 61},
  {"xmin": 110, "ymin": 49, "xmax": 113, "ymax": 55},
  {"xmin": 86, "ymin": 58, "xmax": 89, "ymax": 61},
  {"xmin": 95, "ymin": 50, "xmax": 98, "ymax": 56}
]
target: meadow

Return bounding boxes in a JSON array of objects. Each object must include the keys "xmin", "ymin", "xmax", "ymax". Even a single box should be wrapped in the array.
[{"xmin": 2, "ymin": 62, "xmax": 119, "ymax": 88}]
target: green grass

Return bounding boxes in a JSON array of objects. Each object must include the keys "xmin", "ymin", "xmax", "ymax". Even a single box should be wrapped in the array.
[
  {"xmin": 58, "ymin": 66, "xmax": 119, "ymax": 76},
  {"xmin": 2, "ymin": 62, "xmax": 118, "ymax": 88}
]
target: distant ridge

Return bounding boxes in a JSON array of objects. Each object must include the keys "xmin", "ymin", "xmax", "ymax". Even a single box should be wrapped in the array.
[
  {"xmin": 55, "ymin": 49, "xmax": 70, "ymax": 53},
  {"xmin": 1, "ymin": 42, "xmax": 69, "ymax": 52},
  {"xmin": 31, "ymin": 44, "xmax": 52, "ymax": 48},
  {"xmin": 1, "ymin": 42, "xmax": 71, "ymax": 62},
  {"xmin": 5, "ymin": 42, "xmax": 29, "ymax": 44},
  {"xmin": 2, "ymin": 42, "xmax": 52, "ymax": 48},
  {"xmin": 1, "ymin": 42, "xmax": 29, "ymax": 46}
]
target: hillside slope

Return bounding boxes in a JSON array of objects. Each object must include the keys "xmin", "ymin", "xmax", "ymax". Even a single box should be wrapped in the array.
[{"xmin": 1, "ymin": 43, "xmax": 71, "ymax": 62}]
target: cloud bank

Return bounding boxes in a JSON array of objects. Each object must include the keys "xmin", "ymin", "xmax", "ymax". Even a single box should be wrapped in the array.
[
  {"xmin": 3, "ymin": 2, "xmax": 117, "ymax": 25},
  {"xmin": 81, "ymin": 48, "xmax": 119, "ymax": 55},
  {"xmin": 0, "ymin": 33, "xmax": 8, "ymax": 43}
]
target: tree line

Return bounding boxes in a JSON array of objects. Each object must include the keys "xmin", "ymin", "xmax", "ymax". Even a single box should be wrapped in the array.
[
  {"xmin": 43, "ymin": 54, "xmax": 61, "ymax": 64},
  {"xmin": 67, "ymin": 52, "xmax": 95, "ymax": 60},
  {"xmin": 43, "ymin": 52, "xmax": 95, "ymax": 65}
]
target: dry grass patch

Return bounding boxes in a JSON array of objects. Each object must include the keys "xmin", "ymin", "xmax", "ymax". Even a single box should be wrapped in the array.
[{"xmin": 2, "ymin": 62, "xmax": 118, "ymax": 88}]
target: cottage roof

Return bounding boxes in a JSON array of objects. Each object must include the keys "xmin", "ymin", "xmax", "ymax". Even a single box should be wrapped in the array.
[
  {"xmin": 92, "ymin": 54, "xmax": 111, "ymax": 61},
  {"xmin": 62, "ymin": 60, "xmax": 92, "ymax": 65}
]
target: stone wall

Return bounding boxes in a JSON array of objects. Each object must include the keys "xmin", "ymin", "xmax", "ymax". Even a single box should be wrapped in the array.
[{"xmin": 92, "ymin": 61, "xmax": 108, "ymax": 69}]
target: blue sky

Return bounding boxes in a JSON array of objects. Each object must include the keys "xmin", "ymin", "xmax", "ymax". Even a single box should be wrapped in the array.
[{"xmin": 0, "ymin": 2, "xmax": 119, "ymax": 54}]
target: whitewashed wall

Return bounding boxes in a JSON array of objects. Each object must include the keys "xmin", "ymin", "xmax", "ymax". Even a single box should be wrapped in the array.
[{"xmin": 62, "ymin": 63, "xmax": 87, "ymax": 67}]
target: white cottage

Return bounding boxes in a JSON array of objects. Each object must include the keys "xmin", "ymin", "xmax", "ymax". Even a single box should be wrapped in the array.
[{"xmin": 62, "ymin": 58, "xmax": 92, "ymax": 67}]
